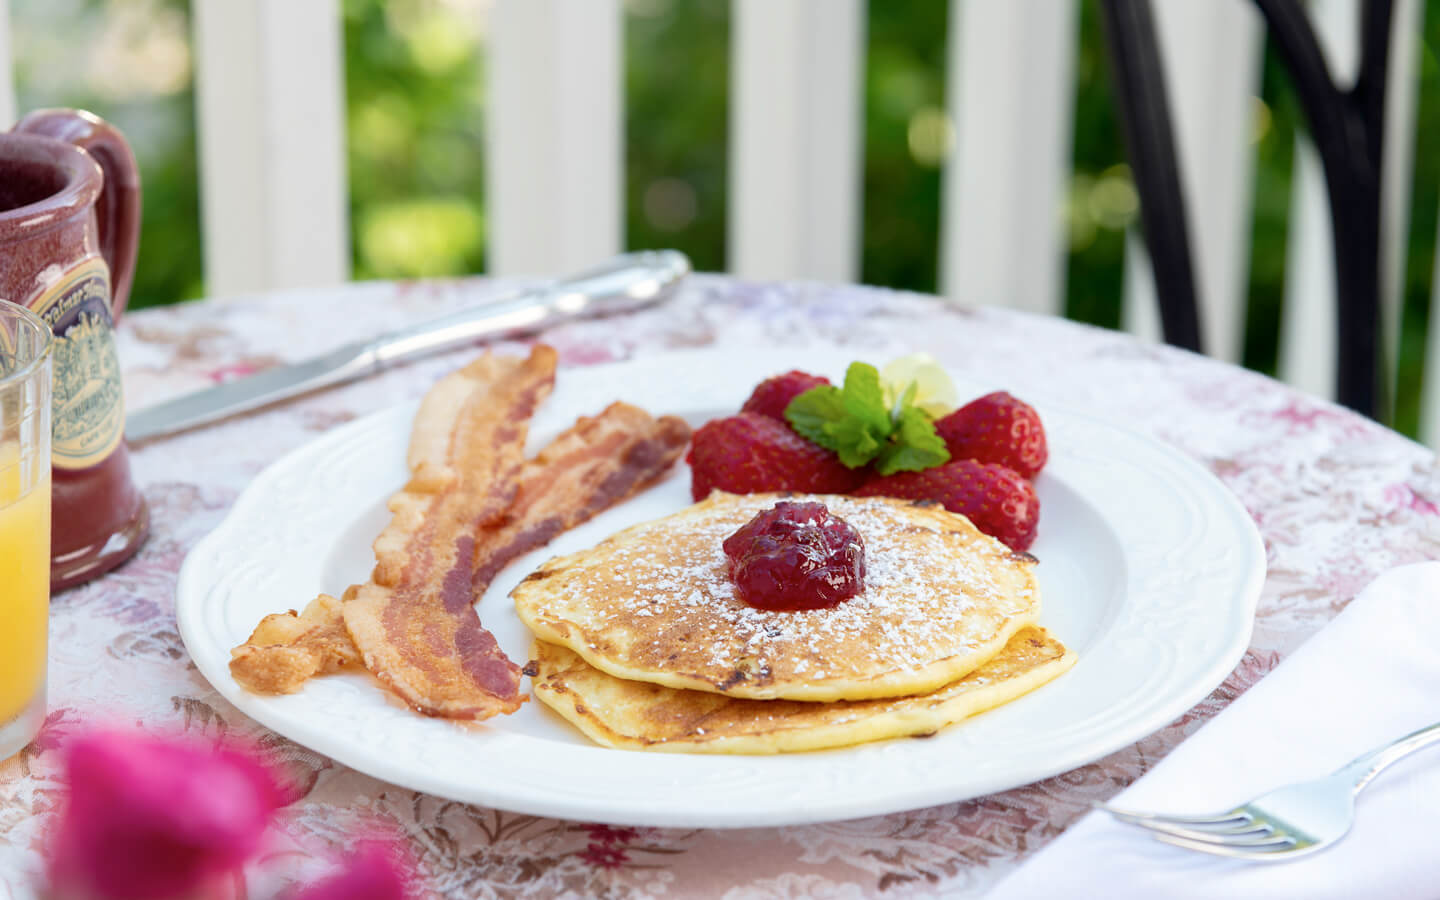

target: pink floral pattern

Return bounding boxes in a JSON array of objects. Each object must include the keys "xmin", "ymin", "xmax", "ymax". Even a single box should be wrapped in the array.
[{"xmin": 4, "ymin": 275, "xmax": 1435, "ymax": 898}]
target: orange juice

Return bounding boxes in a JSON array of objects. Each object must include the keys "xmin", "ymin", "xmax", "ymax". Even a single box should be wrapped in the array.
[{"xmin": 0, "ymin": 455, "xmax": 49, "ymax": 726}]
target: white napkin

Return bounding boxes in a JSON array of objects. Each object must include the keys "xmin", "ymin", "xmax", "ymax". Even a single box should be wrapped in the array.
[{"xmin": 987, "ymin": 562, "xmax": 1440, "ymax": 900}]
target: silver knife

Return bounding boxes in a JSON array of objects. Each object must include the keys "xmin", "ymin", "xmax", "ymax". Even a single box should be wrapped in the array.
[{"xmin": 125, "ymin": 249, "xmax": 691, "ymax": 443}]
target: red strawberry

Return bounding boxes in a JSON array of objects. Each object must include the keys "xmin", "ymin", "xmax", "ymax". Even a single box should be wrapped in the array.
[
  {"xmin": 740, "ymin": 370, "xmax": 831, "ymax": 422},
  {"xmin": 687, "ymin": 413, "xmax": 866, "ymax": 501},
  {"xmin": 934, "ymin": 392, "xmax": 1048, "ymax": 479},
  {"xmin": 855, "ymin": 460, "xmax": 1039, "ymax": 551}
]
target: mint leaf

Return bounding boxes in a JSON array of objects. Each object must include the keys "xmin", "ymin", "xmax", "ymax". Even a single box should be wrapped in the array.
[
  {"xmin": 785, "ymin": 385, "xmax": 846, "ymax": 450},
  {"xmin": 874, "ymin": 404, "xmax": 950, "ymax": 475},
  {"xmin": 786, "ymin": 365, "xmax": 891, "ymax": 468},
  {"xmin": 785, "ymin": 360, "xmax": 952, "ymax": 474},
  {"xmin": 839, "ymin": 363, "xmax": 890, "ymax": 434},
  {"xmin": 895, "ymin": 379, "xmax": 919, "ymax": 419},
  {"xmin": 824, "ymin": 363, "xmax": 888, "ymax": 466},
  {"xmin": 825, "ymin": 416, "xmax": 886, "ymax": 467}
]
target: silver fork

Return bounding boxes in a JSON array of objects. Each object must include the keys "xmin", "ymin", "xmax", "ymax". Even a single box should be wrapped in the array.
[{"xmin": 1100, "ymin": 720, "xmax": 1440, "ymax": 860}]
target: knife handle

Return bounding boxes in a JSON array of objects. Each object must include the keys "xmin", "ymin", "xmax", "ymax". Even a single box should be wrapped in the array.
[{"xmin": 365, "ymin": 250, "xmax": 691, "ymax": 369}]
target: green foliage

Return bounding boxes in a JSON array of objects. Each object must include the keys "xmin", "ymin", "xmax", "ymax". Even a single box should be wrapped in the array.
[
  {"xmin": 860, "ymin": 0, "xmax": 948, "ymax": 293},
  {"xmin": 1393, "ymin": 10, "xmax": 1440, "ymax": 438},
  {"xmin": 786, "ymin": 361, "xmax": 949, "ymax": 474},
  {"xmin": 13, "ymin": 0, "xmax": 202, "ymax": 309},
  {"xmin": 624, "ymin": 0, "xmax": 730, "ymax": 273},
  {"xmin": 880, "ymin": 402, "xmax": 950, "ymax": 476},
  {"xmin": 1065, "ymin": 0, "xmax": 1127, "ymax": 331},
  {"xmin": 123, "ymin": 105, "xmax": 203, "ymax": 309},
  {"xmin": 342, "ymin": 0, "xmax": 487, "ymax": 279},
  {"xmin": 1240, "ymin": 48, "xmax": 1300, "ymax": 381}
]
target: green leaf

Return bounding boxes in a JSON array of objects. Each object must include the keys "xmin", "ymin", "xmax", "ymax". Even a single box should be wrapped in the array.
[
  {"xmin": 874, "ymin": 405, "xmax": 950, "ymax": 475},
  {"xmin": 784, "ymin": 385, "xmax": 846, "ymax": 449},
  {"xmin": 831, "ymin": 363, "xmax": 892, "ymax": 466},
  {"xmin": 785, "ymin": 360, "xmax": 952, "ymax": 474},
  {"xmin": 895, "ymin": 379, "xmax": 919, "ymax": 419},
  {"xmin": 839, "ymin": 362, "xmax": 891, "ymax": 435},
  {"xmin": 825, "ymin": 416, "xmax": 886, "ymax": 467}
]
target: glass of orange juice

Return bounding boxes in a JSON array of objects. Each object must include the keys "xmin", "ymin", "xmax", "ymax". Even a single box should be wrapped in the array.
[{"xmin": 0, "ymin": 302, "xmax": 51, "ymax": 761}]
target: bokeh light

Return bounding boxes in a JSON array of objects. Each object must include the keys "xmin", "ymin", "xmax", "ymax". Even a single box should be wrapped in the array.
[
  {"xmin": 642, "ymin": 177, "xmax": 699, "ymax": 232},
  {"xmin": 906, "ymin": 106, "xmax": 954, "ymax": 168},
  {"xmin": 359, "ymin": 199, "xmax": 484, "ymax": 278}
]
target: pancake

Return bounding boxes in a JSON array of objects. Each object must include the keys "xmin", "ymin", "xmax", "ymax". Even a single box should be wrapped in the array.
[
  {"xmin": 511, "ymin": 491, "xmax": 1041, "ymax": 702},
  {"xmin": 530, "ymin": 626, "xmax": 1076, "ymax": 753}
]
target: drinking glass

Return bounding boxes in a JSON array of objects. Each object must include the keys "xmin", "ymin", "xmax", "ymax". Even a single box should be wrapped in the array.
[{"xmin": 0, "ymin": 302, "xmax": 52, "ymax": 760}]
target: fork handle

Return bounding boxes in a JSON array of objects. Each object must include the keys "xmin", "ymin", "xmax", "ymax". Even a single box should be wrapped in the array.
[{"xmin": 1337, "ymin": 720, "xmax": 1440, "ymax": 793}]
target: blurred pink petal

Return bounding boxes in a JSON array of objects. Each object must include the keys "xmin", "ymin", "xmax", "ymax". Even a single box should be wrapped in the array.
[
  {"xmin": 46, "ymin": 729, "xmax": 285, "ymax": 900},
  {"xmin": 292, "ymin": 843, "xmax": 414, "ymax": 900}
]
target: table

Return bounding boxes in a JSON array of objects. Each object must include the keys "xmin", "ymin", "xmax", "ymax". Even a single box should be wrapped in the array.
[{"xmin": 4, "ymin": 275, "xmax": 1437, "ymax": 898}]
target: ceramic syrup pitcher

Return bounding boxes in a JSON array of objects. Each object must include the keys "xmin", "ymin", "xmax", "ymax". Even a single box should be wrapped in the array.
[{"xmin": 0, "ymin": 108, "xmax": 147, "ymax": 590}]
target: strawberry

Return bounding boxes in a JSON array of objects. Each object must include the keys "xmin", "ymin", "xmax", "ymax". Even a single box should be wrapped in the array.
[
  {"xmin": 740, "ymin": 370, "xmax": 831, "ymax": 422},
  {"xmin": 934, "ymin": 391, "xmax": 1048, "ymax": 479},
  {"xmin": 687, "ymin": 413, "xmax": 866, "ymax": 501},
  {"xmin": 855, "ymin": 459, "xmax": 1040, "ymax": 551}
]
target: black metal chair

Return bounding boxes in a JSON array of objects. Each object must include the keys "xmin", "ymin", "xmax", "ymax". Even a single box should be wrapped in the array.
[{"xmin": 1101, "ymin": 0, "xmax": 1390, "ymax": 419}]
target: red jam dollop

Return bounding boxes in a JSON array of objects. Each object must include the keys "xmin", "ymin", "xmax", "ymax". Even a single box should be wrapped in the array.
[{"xmin": 722, "ymin": 500, "xmax": 866, "ymax": 611}]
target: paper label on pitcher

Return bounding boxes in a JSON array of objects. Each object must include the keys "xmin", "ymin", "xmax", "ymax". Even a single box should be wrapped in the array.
[{"xmin": 29, "ymin": 258, "xmax": 123, "ymax": 470}]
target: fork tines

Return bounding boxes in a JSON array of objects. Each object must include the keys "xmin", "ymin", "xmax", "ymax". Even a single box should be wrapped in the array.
[{"xmin": 1099, "ymin": 804, "xmax": 1304, "ymax": 858}]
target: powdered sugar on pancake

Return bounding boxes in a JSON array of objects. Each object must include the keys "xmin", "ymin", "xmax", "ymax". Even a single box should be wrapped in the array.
[{"xmin": 511, "ymin": 492, "xmax": 1041, "ymax": 702}]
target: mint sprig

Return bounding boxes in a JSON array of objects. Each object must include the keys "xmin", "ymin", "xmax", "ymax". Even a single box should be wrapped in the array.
[{"xmin": 785, "ymin": 362, "xmax": 950, "ymax": 475}]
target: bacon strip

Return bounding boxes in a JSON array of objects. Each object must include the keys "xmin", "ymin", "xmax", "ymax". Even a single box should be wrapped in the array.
[
  {"xmin": 229, "ymin": 349, "xmax": 692, "ymax": 718},
  {"xmin": 345, "ymin": 400, "xmax": 691, "ymax": 718},
  {"xmin": 369, "ymin": 347, "xmax": 556, "ymax": 587},
  {"xmin": 470, "ymin": 401, "xmax": 693, "ymax": 595},
  {"xmin": 341, "ymin": 346, "xmax": 556, "ymax": 719}
]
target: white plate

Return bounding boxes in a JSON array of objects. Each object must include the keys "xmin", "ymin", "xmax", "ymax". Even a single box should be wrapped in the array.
[{"xmin": 177, "ymin": 347, "xmax": 1265, "ymax": 828}]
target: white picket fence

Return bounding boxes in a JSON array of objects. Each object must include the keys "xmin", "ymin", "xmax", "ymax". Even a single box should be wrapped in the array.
[{"xmin": 2, "ymin": 0, "xmax": 1435, "ymax": 439}]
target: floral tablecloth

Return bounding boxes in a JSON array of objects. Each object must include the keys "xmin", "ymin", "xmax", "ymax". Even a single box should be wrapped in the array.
[{"xmin": 4, "ymin": 275, "xmax": 1438, "ymax": 898}]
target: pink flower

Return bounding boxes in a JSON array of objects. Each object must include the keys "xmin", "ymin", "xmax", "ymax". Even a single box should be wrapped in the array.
[
  {"xmin": 291, "ymin": 843, "xmax": 414, "ymax": 900},
  {"xmin": 46, "ymin": 729, "xmax": 285, "ymax": 900}
]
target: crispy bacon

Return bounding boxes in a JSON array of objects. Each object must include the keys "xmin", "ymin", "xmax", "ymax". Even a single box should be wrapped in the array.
[
  {"xmin": 471, "ymin": 401, "xmax": 693, "ymax": 594},
  {"xmin": 369, "ymin": 347, "xmax": 556, "ymax": 587},
  {"xmin": 345, "ymin": 400, "xmax": 690, "ymax": 719},
  {"xmin": 342, "ymin": 346, "xmax": 556, "ymax": 719},
  {"xmin": 229, "ymin": 347, "xmax": 693, "ymax": 720},
  {"xmin": 229, "ymin": 593, "xmax": 359, "ymax": 694}
]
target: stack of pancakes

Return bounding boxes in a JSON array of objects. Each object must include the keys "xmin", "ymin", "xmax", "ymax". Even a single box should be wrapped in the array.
[{"xmin": 512, "ymin": 491, "xmax": 1076, "ymax": 754}]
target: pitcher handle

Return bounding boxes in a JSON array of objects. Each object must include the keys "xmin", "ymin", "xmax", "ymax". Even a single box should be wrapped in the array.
[{"xmin": 13, "ymin": 109, "xmax": 142, "ymax": 319}]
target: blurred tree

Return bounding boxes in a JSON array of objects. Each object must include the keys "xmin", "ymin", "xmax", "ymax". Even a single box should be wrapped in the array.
[
  {"xmin": 343, "ymin": 0, "xmax": 488, "ymax": 279},
  {"xmin": 1056, "ymin": 2, "xmax": 1125, "ymax": 332},
  {"xmin": 1241, "ymin": 46, "xmax": 1299, "ymax": 381},
  {"xmin": 1395, "ymin": 8, "xmax": 1440, "ymax": 437},
  {"xmin": 624, "ymin": 0, "xmax": 730, "ymax": 274},
  {"xmin": 13, "ymin": 0, "xmax": 202, "ymax": 310},
  {"xmin": 860, "ymin": 0, "xmax": 948, "ymax": 293}
]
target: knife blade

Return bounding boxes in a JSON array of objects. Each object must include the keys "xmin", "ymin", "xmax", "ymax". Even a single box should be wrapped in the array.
[{"xmin": 124, "ymin": 249, "xmax": 691, "ymax": 443}]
